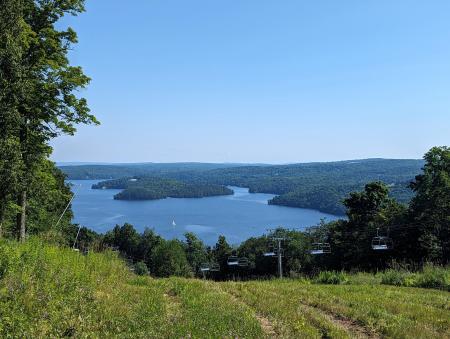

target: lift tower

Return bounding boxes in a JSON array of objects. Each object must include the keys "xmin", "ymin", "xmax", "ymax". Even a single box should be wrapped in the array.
[{"xmin": 264, "ymin": 229, "xmax": 287, "ymax": 279}]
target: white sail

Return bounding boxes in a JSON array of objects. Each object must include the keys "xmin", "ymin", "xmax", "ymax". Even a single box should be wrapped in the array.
[{"xmin": 172, "ymin": 220, "xmax": 176, "ymax": 226}]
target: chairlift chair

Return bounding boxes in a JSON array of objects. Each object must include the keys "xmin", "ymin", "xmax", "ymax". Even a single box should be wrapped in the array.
[
  {"xmin": 199, "ymin": 263, "xmax": 210, "ymax": 272},
  {"xmin": 238, "ymin": 257, "xmax": 249, "ymax": 267},
  {"xmin": 264, "ymin": 243, "xmax": 276, "ymax": 257},
  {"xmin": 310, "ymin": 242, "xmax": 331, "ymax": 255},
  {"xmin": 210, "ymin": 263, "xmax": 220, "ymax": 272},
  {"xmin": 371, "ymin": 228, "xmax": 393, "ymax": 251},
  {"xmin": 371, "ymin": 236, "xmax": 393, "ymax": 250},
  {"xmin": 227, "ymin": 256, "xmax": 239, "ymax": 266},
  {"xmin": 264, "ymin": 250, "xmax": 276, "ymax": 257}
]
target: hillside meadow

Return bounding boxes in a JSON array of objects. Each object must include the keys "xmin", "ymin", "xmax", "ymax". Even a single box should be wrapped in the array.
[{"xmin": 0, "ymin": 239, "xmax": 449, "ymax": 338}]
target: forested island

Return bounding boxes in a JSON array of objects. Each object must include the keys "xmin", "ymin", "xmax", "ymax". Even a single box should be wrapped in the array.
[
  {"xmin": 92, "ymin": 177, "xmax": 233, "ymax": 200},
  {"xmin": 65, "ymin": 159, "xmax": 423, "ymax": 214}
]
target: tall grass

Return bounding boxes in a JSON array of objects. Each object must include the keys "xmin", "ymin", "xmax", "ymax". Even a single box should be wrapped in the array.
[
  {"xmin": 381, "ymin": 264, "xmax": 450, "ymax": 291},
  {"xmin": 1, "ymin": 239, "xmax": 449, "ymax": 338},
  {"xmin": 223, "ymin": 279, "xmax": 450, "ymax": 338},
  {"xmin": 0, "ymin": 238, "xmax": 265, "ymax": 338}
]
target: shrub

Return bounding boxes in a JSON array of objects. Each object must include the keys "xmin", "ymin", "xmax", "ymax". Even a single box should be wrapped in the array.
[
  {"xmin": 380, "ymin": 265, "xmax": 450, "ymax": 291},
  {"xmin": 134, "ymin": 261, "xmax": 149, "ymax": 276},
  {"xmin": 380, "ymin": 269, "xmax": 408, "ymax": 286},
  {"xmin": 415, "ymin": 265, "xmax": 449, "ymax": 291},
  {"xmin": 314, "ymin": 271, "xmax": 348, "ymax": 284}
]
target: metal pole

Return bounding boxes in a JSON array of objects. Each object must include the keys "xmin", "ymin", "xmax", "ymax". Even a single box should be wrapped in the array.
[{"xmin": 277, "ymin": 238, "xmax": 283, "ymax": 279}]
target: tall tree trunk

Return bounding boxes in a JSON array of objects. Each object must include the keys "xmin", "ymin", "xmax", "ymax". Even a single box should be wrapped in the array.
[
  {"xmin": 17, "ymin": 190, "xmax": 26, "ymax": 242},
  {"xmin": 0, "ymin": 205, "xmax": 3, "ymax": 239}
]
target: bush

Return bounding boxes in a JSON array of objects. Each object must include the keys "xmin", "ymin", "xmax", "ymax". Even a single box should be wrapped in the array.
[
  {"xmin": 134, "ymin": 261, "xmax": 149, "ymax": 276},
  {"xmin": 314, "ymin": 271, "xmax": 348, "ymax": 285},
  {"xmin": 415, "ymin": 265, "xmax": 449, "ymax": 291},
  {"xmin": 380, "ymin": 265, "xmax": 450, "ymax": 291},
  {"xmin": 380, "ymin": 269, "xmax": 409, "ymax": 286}
]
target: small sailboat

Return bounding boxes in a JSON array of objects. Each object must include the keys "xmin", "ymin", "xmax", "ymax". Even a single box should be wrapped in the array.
[{"xmin": 172, "ymin": 220, "xmax": 176, "ymax": 227}]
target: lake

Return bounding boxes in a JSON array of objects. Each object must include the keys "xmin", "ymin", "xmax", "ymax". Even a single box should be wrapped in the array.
[{"xmin": 70, "ymin": 180, "xmax": 341, "ymax": 245}]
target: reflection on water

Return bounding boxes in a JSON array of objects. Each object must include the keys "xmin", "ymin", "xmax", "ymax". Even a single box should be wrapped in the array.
[{"xmin": 69, "ymin": 180, "xmax": 341, "ymax": 245}]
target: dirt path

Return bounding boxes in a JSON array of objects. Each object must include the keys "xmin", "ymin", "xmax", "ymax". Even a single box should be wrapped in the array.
[
  {"xmin": 299, "ymin": 302, "xmax": 380, "ymax": 339},
  {"xmin": 218, "ymin": 288, "xmax": 277, "ymax": 337},
  {"xmin": 163, "ymin": 288, "xmax": 182, "ymax": 323}
]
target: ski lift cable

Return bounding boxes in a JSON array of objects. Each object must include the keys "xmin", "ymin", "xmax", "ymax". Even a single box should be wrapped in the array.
[{"xmin": 54, "ymin": 183, "xmax": 79, "ymax": 230}]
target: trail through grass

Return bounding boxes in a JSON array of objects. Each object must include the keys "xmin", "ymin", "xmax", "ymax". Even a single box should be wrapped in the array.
[
  {"xmin": 0, "ymin": 239, "xmax": 449, "ymax": 338},
  {"xmin": 221, "ymin": 280, "xmax": 450, "ymax": 338}
]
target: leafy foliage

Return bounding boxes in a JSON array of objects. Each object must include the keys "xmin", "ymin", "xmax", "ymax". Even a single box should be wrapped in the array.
[
  {"xmin": 381, "ymin": 264, "xmax": 450, "ymax": 291},
  {"xmin": 409, "ymin": 146, "xmax": 450, "ymax": 262},
  {"xmin": 134, "ymin": 261, "xmax": 149, "ymax": 276},
  {"xmin": 313, "ymin": 271, "xmax": 349, "ymax": 284},
  {"xmin": 0, "ymin": 0, "xmax": 98, "ymax": 241}
]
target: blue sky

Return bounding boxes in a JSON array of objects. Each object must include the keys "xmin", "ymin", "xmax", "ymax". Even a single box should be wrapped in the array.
[{"xmin": 51, "ymin": 1, "xmax": 450, "ymax": 163}]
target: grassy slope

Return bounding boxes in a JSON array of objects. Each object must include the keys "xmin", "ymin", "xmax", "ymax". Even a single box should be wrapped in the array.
[{"xmin": 1, "ymin": 240, "xmax": 449, "ymax": 338}]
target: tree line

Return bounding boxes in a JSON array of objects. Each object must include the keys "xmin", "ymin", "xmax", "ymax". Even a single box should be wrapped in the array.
[{"xmin": 73, "ymin": 146, "xmax": 449, "ymax": 278}]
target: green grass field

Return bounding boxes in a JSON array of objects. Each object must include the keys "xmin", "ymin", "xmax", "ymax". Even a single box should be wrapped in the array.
[{"xmin": 0, "ymin": 239, "xmax": 449, "ymax": 338}]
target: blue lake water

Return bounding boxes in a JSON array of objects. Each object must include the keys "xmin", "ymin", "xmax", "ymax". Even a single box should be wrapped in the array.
[{"xmin": 70, "ymin": 180, "xmax": 341, "ymax": 245}]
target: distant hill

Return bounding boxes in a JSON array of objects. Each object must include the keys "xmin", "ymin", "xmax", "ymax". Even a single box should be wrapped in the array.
[
  {"xmin": 60, "ymin": 162, "xmax": 260, "ymax": 180},
  {"xmin": 60, "ymin": 158, "xmax": 425, "ymax": 214}
]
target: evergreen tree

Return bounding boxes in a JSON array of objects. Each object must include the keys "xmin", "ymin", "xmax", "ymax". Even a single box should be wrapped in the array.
[{"xmin": 212, "ymin": 235, "xmax": 233, "ymax": 279}]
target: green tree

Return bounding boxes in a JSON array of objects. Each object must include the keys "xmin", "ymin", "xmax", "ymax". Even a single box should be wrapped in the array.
[
  {"xmin": 137, "ymin": 228, "xmax": 162, "ymax": 269},
  {"xmin": 0, "ymin": 139, "xmax": 22, "ymax": 237},
  {"xmin": 26, "ymin": 159, "xmax": 73, "ymax": 236},
  {"xmin": 0, "ymin": 0, "xmax": 25, "ymax": 238},
  {"xmin": 104, "ymin": 223, "xmax": 141, "ymax": 259},
  {"xmin": 212, "ymin": 235, "xmax": 232, "ymax": 279},
  {"xmin": 334, "ymin": 182, "xmax": 401, "ymax": 269},
  {"xmin": 344, "ymin": 181, "xmax": 392, "ymax": 225},
  {"xmin": 409, "ymin": 146, "xmax": 450, "ymax": 263},
  {"xmin": 183, "ymin": 232, "xmax": 207, "ymax": 276},
  {"xmin": 150, "ymin": 240, "xmax": 192, "ymax": 277},
  {"xmin": 3, "ymin": 0, "xmax": 99, "ymax": 241}
]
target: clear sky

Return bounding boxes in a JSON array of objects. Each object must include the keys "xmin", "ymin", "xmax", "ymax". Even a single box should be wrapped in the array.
[{"xmin": 51, "ymin": 0, "xmax": 450, "ymax": 163}]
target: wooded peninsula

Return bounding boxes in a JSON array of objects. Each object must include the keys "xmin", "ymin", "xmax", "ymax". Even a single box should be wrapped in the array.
[{"xmin": 92, "ymin": 177, "xmax": 233, "ymax": 200}]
